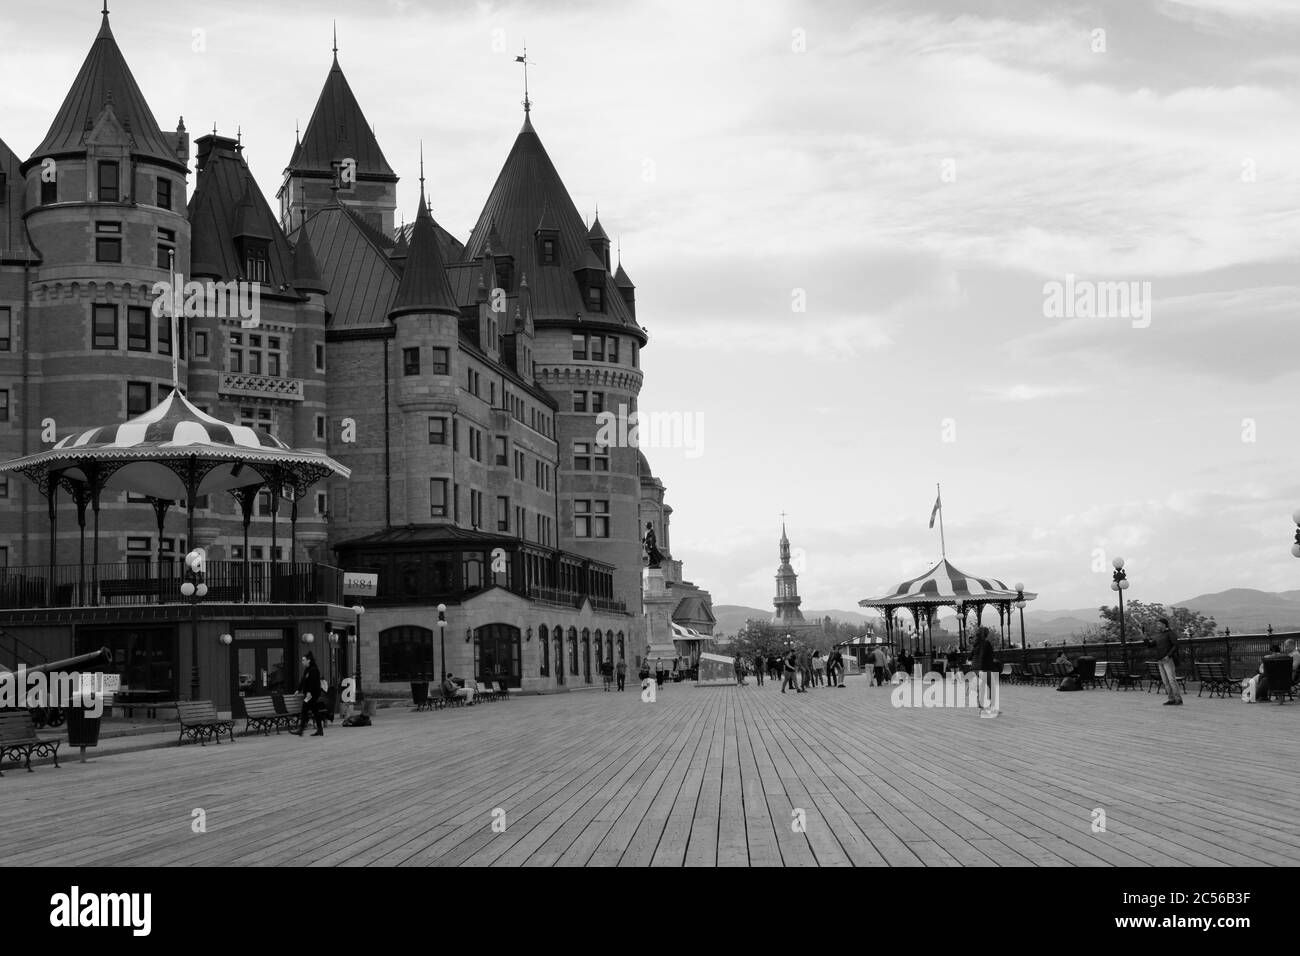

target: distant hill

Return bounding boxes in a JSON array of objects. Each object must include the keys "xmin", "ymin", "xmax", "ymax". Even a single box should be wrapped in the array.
[
  {"xmin": 714, "ymin": 590, "xmax": 1300, "ymax": 642},
  {"xmin": 711, "ymin": 605, "xmax": 871, "ymax": 638}
]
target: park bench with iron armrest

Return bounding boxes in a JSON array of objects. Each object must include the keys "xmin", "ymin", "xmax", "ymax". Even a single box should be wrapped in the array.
[
  {"xmin": 1106, "ymin": 661, "xmax": 1138, "ymax": 690},
  {"xmin": 1144, "ymin": 661, "xmax": 1186, "ymax": 694},
  {"xmin": 1196, "ymin": 662, "xmax": 1238, "ymax": 698},
  {"xmin": 0, "ymin": 711, "xmax": 60, "ymax": 774},
  {"xmin": 177, "ymin": 701, "xmax": 235, "ymax": 747},
  {"xmin": 241, "ymin": 696, "xmax": 289, "ymax": 735}
]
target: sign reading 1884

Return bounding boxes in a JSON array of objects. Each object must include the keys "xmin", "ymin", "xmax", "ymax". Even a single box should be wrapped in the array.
[{"xmin": 343, "ymin": 572, "xmax": 378, "ymax": 598}]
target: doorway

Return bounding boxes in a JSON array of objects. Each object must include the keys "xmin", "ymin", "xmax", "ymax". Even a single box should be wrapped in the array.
[{"xmin": 230, "ymin": 632, "xmax": 291, "ymax": 716}]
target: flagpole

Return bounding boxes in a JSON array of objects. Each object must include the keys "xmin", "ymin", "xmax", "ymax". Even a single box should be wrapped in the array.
[
  {"xmin": 936, "ymin": 482, "xmax": 946, "ymax": 559},
  {"xmin": 169, "ymin": 250, "xmax": 180, "ymax": 392}
]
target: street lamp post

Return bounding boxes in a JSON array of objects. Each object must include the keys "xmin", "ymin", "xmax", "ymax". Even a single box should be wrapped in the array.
[
  {"xmin": 351, "ymin": 605, "xmax": 366, "ymax": 701},
  {"xmin": 181, "ymin": 548, "xmax": 208, "ymax": 702},
  {"xmin": 1014, "ymin": 582, "xmax": 1027, "ymax": 663},
  {"xmin": 437, "ymin": 604, "xmax": 447, "ymax": 681},
  {"xmin": 1110, "ymin": 557, "xmax": 1130, "ymax": 670},
  {"xmin": 328, "ymin": 631, "xmax": 340, "ymax": 713}
]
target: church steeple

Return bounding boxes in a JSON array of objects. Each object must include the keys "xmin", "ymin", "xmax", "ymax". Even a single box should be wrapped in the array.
[{"xmin": 773, "ymin": 520, "xmax": 806, "ymax": 625}]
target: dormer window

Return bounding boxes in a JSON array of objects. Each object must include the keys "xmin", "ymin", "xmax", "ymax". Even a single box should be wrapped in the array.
[
  {"xmin": 97, "ymin": 162, "xmax": 120, "ymax": 202},
  {"xmin": 587, "ymin": 286, "xmax": 604, "ymax": 313},
  {"xmin": 537, "ymin": 231, "xmax": 559, "ymax": 265},
  {"xmin": 242, "ymin": 240, "xmax": 270, "ymax": 283},
  {"xmin": 495, "ymin": 261, "xmax": 514, "ymax": 292}
]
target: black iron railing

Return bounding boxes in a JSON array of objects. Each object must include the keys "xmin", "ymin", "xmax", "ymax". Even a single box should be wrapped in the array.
[{"xmin": 0, "ymin": 561, "xmax": 345, "ymax": 609}]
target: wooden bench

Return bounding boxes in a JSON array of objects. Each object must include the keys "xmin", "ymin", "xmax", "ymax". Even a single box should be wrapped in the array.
[
  {"xmin": 177, "ymin": 701, "xmax": 235, "ymax": 747},
  {"xmin": 1107, "ymin": 661, "xmax": 1138, "ymax": 690},
  {"xmin": 0, "ymin": 711, "xmax": 60, "ymax": 775},
  {"xmin": 495, "ymin": 680, "xmax": 511, "ymax": 700},
  {"xmin": 1196, "ymin": 662, "xmax": 1238, "ymax": 698},
  {"xmin": 241, "ymin": 696, "xmax": 289, "ymax": 735},
  {"xmin": 475, "ymin": 681, "xmax": 498, "ymax": 702},
  {"xmin": 1144, "ymin": 661, "xmax": 1187, "ymax": 694}
]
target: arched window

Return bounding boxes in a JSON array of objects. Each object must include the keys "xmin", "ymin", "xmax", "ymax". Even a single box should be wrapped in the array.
[
  {"xmin": 554, "ymin": 624, "xmax": 565, "ymax": 684},
  {"xmin": 378, "ymin": 625, "xmax": 434, "ymax": 682},
  {"xmin": 473, "ymin": 623, "xmax": 522, "ymax": 688},
  {"xmin": 581, "ymin": 628, "xmax": 591, "ymax": 683},
  {"xmin": 617, "ymin": 631, "xmax": 625, "ymax": 662},
  {"xmin": 606, "ymin": 632, "xmax": 614, "ymax": 662},
  {"xmin": 539, "ymin": 624, "xmax": 549, "ymax": 677},
  {"xmin": 592, "ymin": 629, "xmax": 603, "ymax": 668},
  {"xmin": 568, "ymin": 627, "xmax": 579, "ymax": 675}
]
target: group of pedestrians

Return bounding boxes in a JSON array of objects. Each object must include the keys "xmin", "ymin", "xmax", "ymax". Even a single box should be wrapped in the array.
[{"xmin": 742, "ymin": 648, "xmax": 847, "ymax": 693}]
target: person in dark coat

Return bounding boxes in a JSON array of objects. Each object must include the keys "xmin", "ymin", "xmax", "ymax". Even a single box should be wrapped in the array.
[
  {"xmin": 753, "ymin": 654, "xmax": 766, "ymax": 686},
  {"xmin": 971, "ymin": 627, "xmax": 998, "ymax": 717},
  {"xmin": 292, "ymin": 651, "xmax": 325, "ymax": 736}
]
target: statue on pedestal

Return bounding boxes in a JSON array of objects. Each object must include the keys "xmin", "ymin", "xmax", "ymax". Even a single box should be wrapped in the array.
[{"xmin": 643, "ymin": 522, "xmax": 664, "ymax": 569}]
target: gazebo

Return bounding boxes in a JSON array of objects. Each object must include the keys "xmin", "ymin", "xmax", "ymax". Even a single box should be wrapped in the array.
[
  {"xmin": 859, "ymin": 559, "xmax": 1037, "ymax": 657},
  {"xmin": 0, "ymin": 389, "xmax": 350, "ymax": 608}
]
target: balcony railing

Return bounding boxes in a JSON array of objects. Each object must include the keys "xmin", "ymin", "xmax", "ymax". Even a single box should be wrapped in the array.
[
  {"xmin": 527, "ymin": 585, "xmax": 627, "ymax": 615},
  {"xmin": 218, "ymin": 372, "xmax": 304, "ymax": 402},
  {"xmin": 0, "ymin": 561, "xmax": 344, "ymax": 610}
]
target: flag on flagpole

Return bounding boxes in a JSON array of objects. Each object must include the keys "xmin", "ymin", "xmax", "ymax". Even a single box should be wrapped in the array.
[{"xmin": 928, "ymin": 494, "xmax": 941, "ymax": 529}]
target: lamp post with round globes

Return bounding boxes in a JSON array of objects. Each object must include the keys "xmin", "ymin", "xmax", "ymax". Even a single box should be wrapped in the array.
[
  {"xmin": 1110, "ymin": 557, "xmax": 1130, "ymax": 669},
  {"xmin": 1014, "ymin": 582, "xmax": 1027, "ymax": 663},
  {"xmin": 181, "ymin": 548, "xmax": 208, "ymax": 702},
  {"xmin": 437, "ymin": 604, "xmax": 447, "ymax": 681},
  {"xmin": 328, "ymin": 631, "xmax": 340, "ymax": 694},
  {"xmin": 351, "ymin": 605, "xmax": 365, "ymax": 702}
]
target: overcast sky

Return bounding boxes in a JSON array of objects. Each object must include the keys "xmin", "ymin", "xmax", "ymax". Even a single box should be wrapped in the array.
[{"xmin": 4, "ymin": 0, "xmax": 1299, "ymax": 615}]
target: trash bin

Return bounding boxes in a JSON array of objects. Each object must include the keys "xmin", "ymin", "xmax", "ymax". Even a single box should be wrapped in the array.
[
  {"xmin": 1077, "ymin": 656, "xmax": 1097, "ymax": 687},
  {"xmin": 66, "ymin": 707, "xmax": 103, "ymax": 762},
  {"xmin": 1262, "ymin": 654, "xmax": 1292, "ymax": 705}
]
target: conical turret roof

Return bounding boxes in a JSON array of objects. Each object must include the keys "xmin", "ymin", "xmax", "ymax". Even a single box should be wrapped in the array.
[
  {"xmin": 290, "ymin": 54, "xmax": 395, "ymax": 179},
  {"xmin": 291, "ymin": 229, "xmax": 328, "ymax": 295},
  {"xmin": 29, "ymin": 10, "xmax": 182, "ymax": 171},
  {"xmin": 390, "ymin": 192, "xmax": 459, "ymax": 318}
]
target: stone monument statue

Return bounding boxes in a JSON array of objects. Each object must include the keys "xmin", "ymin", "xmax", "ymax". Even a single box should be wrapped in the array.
[{"xmin": 643, "ymin": 522, "xmax": 664, "ymax": 569}]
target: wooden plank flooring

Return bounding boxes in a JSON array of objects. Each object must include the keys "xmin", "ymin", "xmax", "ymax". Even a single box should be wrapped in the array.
[{"xmin": 1, "ymin": 678, "xmax": 1297, "ymax": 867}]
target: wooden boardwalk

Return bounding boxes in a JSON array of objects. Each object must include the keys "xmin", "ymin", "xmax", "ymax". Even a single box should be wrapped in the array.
[{"xmin": 2, "ymin": 678, "xmax": 1297, "ymax": 866}]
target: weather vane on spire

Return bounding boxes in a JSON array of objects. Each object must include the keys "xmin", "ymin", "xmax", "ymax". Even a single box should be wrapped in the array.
[
  {"xmin": 333, "ymin": 20, "xmax": 338, "ymax": 56},
  {"xmin": 514, "ymin": 44, "xmax": 532, "ymax": 113},
  {"xmin": 418, "ymin": 141, "xmax": 427, "ymax": 204}
]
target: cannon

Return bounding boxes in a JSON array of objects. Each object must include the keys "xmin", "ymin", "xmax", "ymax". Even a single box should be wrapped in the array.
[{"xmin": 1, "ymin": 647, "xmax": 114, "ymax": 726}]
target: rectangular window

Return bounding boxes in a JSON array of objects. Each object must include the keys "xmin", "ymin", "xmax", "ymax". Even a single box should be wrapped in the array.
[
  {"xmin": 513, "ymin": 449, "xmax": 525, "ymax": 482},
  {"xmin": 591, "ymin": 391, "xmax": 604, "ymax": 415},
  {"xmin": 587, "ymin": 286, "xmax": 603, "ymax": 312},
  {"xmin": 95, "ymin": 222, "xmax": 121, "ymax": 263},
  {"xmin": 431, "ymin": 347, "xmax": 449, "ymax": 375},
  {"xmin": 575, "ymin": 499, "xmax": 591, "ymax": 538},
  {"xmin": 516, "ymin": 506, "xmax": 526, "ymax": 539},
  {"xmin": 608, "ymin": 337, "xmax": 619, "ymax": 363},
  {"xmin": 41, "ymin": 178, "xmax": 56, "ymax": 205},
  {"xmin": 157, "ymin": 177, "xmax": 172, "ymax": 210},
  {"xmin": 494, "ymin": 435, "xmax": 508, "ymax": 467},
  {"xmin": 193, "ymin": 330, "xmax": 208, "ymax": 358},
  {"xmin": 248, "ymin": 350, "xmax": 262, "ymax": 375},
  {"xmin": 428, "ymin": 416, "xmax": 447, "ymax": 445},
  {"xmin": 430, "ymin": 479, "xmax": 449, "ymax": 518},
  {"xmin": 97, "ymin": 162, "xmax": 119, "ymax": 202},
  {"xmin": 316, "ymin": 491, "xmax": 328, "ymax": 516},
  {"xmin": 572, "ymin": 391, "xmax": 587, "ymax": 413},
  {"xmin": 126, "ymin": 382, "xmax": 150, "ymax": 417},
  {"xmin": 593, "ymin": 444, "xmax": 610, "ymax": 472},
  {"xmin": 267, "ymin": 352, "xmax": 281, "ymax": 376},
  {"xmin": 573, "ymin": 442, "xmax": 591, "ymax": 471},
  {"xmin": 229, "ymin": 333, "xmax": 242, "ymax": 372},
  {"xmin": 590, "ymin": 336, "xmax": 605, "ymax": 362},
  {"xmin": 230, "ymin": 545, "xmax": 245, "ymax": 562},
  {"xmin": 470, "ymin": 489, "xmax": 483, "ymax": 529},
  {"xmin": 256, "ymin": 491, "xmax": 272, "ymax": 518},
  {"xmin": 0, "ymin": 307, "xmax": 10, "ymax": 350},
  {"xmin": 157, "ymin": 313, "xmax": 172, "ymax": 355},
  {"xmin": 542, "ymin": 238, "xmax": 556, "ymax": 264},
  {"xmin": 251, "ymin": 546, "xmax": 265, "ymax": 561},
  {"xmin": 92, "ymin": 305, "xmax": 117, "ymax": 349},
  {"xmin": 497, "ymin": 496, "xmax": 510, "ymax": 532},
  {"xmin": 594, "ymin": 500, "xmax": 610, "ymax": 538},
  {"xmin": 315, "ymin": 343, "xmax": 326, "ymax": 372},
  {"xmin": 0, "ymin": 389, "xmax": 8, "ymax": 423},
  {"xmin": 315, "ymin": 414, "xmax": 326, "ymax": 440},
  {"xmin": 127, "ymin": 307, "xmax": 150, "ymax": 351},
  {"xmin": 632, "ymin": 342, "xmax": 639, "ymax": 368},
  {"xmin": 572, "ymin": 334, "xmax": 586, "ymax": 360},
  {"xmin": 403, "ymin": 347, "xmax": 420, "ymax": 375},
  {"xmin": 0, "ymin": 474, "xmax": 7, "ymax": 498}
]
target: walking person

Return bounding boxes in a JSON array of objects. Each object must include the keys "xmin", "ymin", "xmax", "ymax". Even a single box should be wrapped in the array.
[
  {"xmin": 616, "ymin": 657, "xmax": 627, "ymax": 691},
  {"xmin": 796, "ymin": 648, "xmax": 811, "ymax": 692},
  {"xmin": 733, "ymin": 655, "xmax": 747, "ymax": 686},
  {"xmin": 782, "ymin": 650, "xmax": 798, "ymax": 693},
  {"xmin": 812, "ymin": 651, "xmax": 825, "ymax": 687},
  {"xmin": 753, "ymin": 654, "xmax": 765, "ymax": 686},
  {"xmin": 872, "ymin": 647, "xmax": 886, "ymax": 686},
  {"xmin": 601, "ymin": 657, "xmax": 614, "ymax": 691},
  {"xmin": 971, "ymin": 627, "xmax": 998, "ymax": 718},
  {"xmin": 655, "ymin": 657, "xmax": 665, "ymax": 687},
  {"xmin": 1143, "ymin": 617, "xmax": 1183, "ymax": 706},
  {"xmin": 291, "ymin": 651, "xmax": 325, "ymax": 736}
]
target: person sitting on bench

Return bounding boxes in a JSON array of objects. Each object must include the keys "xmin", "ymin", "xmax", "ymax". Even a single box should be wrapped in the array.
[{"xmin": 442, "ymin": 672, "xmax": 475, "ymax": 706}]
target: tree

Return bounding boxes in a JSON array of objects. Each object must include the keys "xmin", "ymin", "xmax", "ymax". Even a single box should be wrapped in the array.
[{"xmin": 1096, "ymin": 601, "xmax": 1216, "ymax": 643}]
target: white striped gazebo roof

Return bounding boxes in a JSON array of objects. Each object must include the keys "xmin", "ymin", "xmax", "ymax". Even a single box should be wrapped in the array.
[
  {"xmin": 859, "ymin": 559, "xmax": 1037, "ymax": 609},
  {"xmin": 0, "ymin": 389, "xmax": 350, "ymax": 499}
]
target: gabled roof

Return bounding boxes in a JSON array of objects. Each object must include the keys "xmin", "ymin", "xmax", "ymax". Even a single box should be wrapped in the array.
[
  {"xmin": 188, "ymin": 134, "xmax": 301, "ymax": 292},
  {"xmin": 390, "ymin": 193, "xmax": 460, "ymax": 318},
  {"xmin": 460, "ymin": 115, "xmax": 642, "ymax": 335},
  {"xmin": 289, "ymin": 55, "xmax": 395, "ymax": 179},
  {"xmin": 29, "ymin": 11, "xmax": 182, "ymax": 171},
  {"xmin": 296, "ymin": 200, "xmax": 401, "ymax": 330},
  {"xmin": 0, "ymin": 136, "xmax": 34, "ymax": 262}
]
